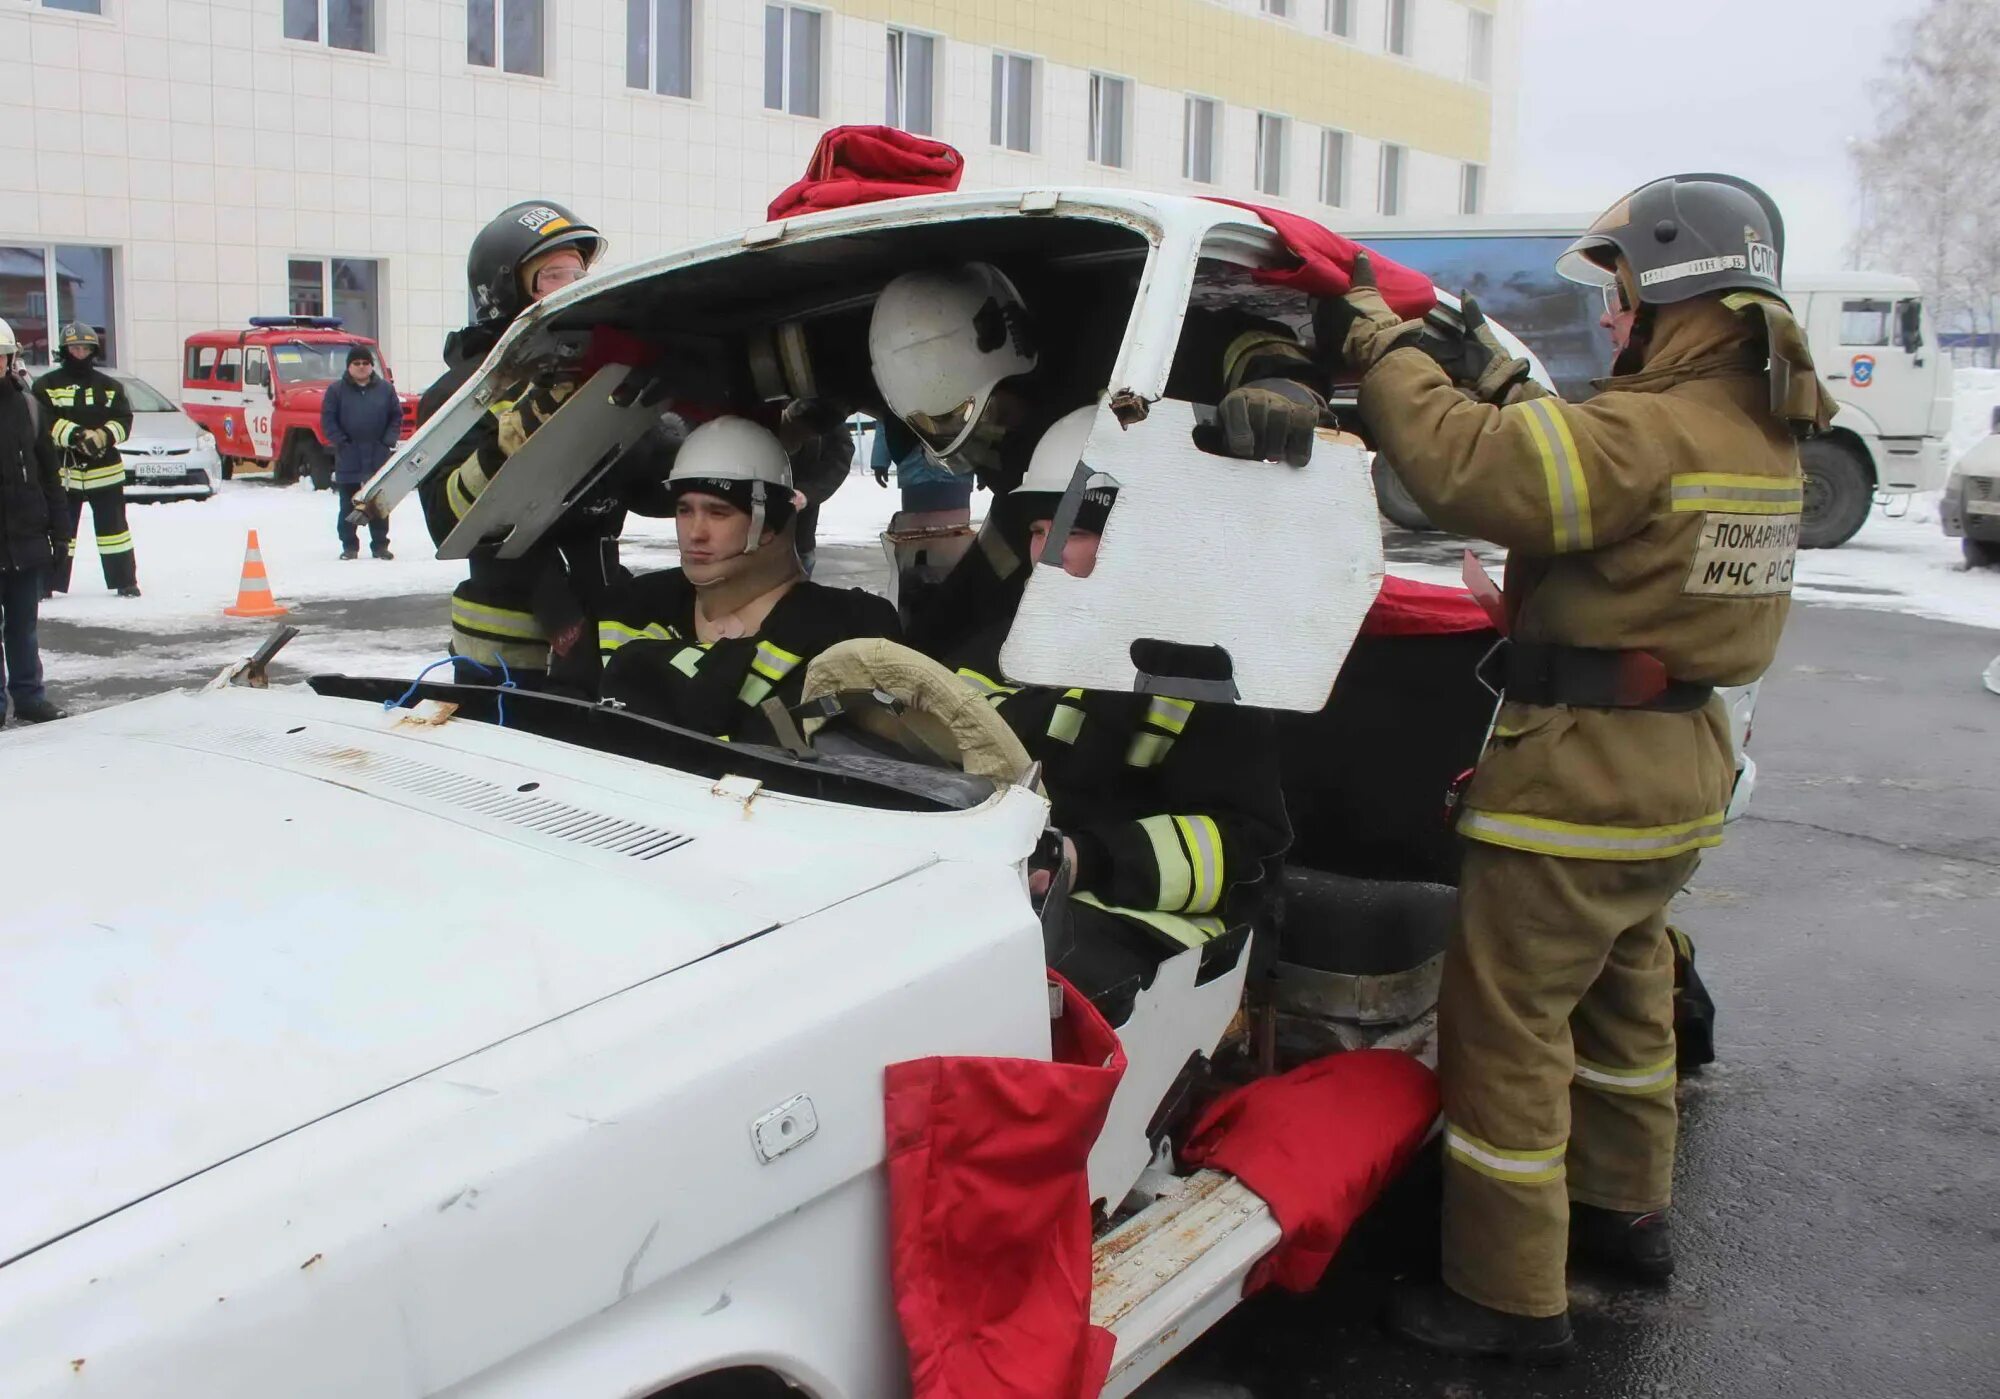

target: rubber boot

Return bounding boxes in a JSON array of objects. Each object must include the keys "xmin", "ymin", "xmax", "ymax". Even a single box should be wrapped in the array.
[
  {"xmin": 1571, "ymin": 1203, "xmax": 1674, "ymax": 1282},
  {"xmin": 12, "ymin": 696, "xmax": 68, "ymax": 723},
  {"xmin": 1384, "ymin": 1281, "xmax": 1573, "ymax": 1366}
]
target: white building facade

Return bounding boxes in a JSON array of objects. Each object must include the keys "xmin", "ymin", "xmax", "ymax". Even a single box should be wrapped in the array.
[{"xmin": 2, "ymin": 0, "xmax": 1519, "ymax": 393}]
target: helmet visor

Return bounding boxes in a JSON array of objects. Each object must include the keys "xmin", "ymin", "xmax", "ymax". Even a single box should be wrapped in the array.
[
  {"xmin": 1555, "ymin": 235, "xmax": 1620, "ymax": 289},
  {"xmin": 903, "ymin": 394, "xmax": 981, "ymax": 459}
]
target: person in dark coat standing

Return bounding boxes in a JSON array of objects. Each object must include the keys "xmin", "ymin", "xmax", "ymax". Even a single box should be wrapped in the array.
[
  {"xmin": 320, "ymin": 345, "xmax": 403, "ymax": 559},
  {"xmin": 0, "ymin": 317, "xmax": 71, "ymax": 725}
]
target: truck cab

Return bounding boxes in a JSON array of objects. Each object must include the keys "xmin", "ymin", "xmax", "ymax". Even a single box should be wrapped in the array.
[
  {"xmin": 181, "ymin": 316, "xmax": 420, "ymax": 490},
  {"xmin": 1338, "ymin": 217, "xmax": 1954, "ymax": 548}
]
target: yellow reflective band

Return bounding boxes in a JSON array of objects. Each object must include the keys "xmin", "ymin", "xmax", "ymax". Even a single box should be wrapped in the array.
[
  {"xmin": 671, "ymin": 646, "xmax": 706, "ymax": 678},
  {"xmin": 955, "ymin": 666, "xmax": 1019, "ymax": 699},
  {"xmin": 1459, "ymin": 808, "xmax": 1726, "ymax": 860},
  {"xmin": 1670, "ymin": 472, "xmax": 1805, "ymax": 515},
  {"xmin": 1048, "ymin": 704, "xmax": 1084, "ymax": 744},
  {"xmin": 1173, "ymin": 814, "xmax": 1224, "ymax": 914},
  {"xmin": 1073, "ymin": 892, "xmax": 1227, "ymax": 948},
  {"xmin": 1518, "ymin": 397, "xmax": 1593, "ymax": 552},
  {"xmin": 1126, "ymin": 732, "xmax": 1173, "ymax": 768},
  {"xmin": 446, "ymin": 459, "xmax": 491, "ymax": 520},
  {"xmin": 1137, "ymin": 814, "xmax": 1193, "ymax": 912},
  {"xmin": 52, "ymin": 419, "xmax": 78, "ymax": 446},
  {"xmin": 740, "ymin": 674, "xmax": 774, "ymax": 706},
  {"xmin": 1146, "ymin": 695, "xmax": 1194, "ymax": 735},
  {"xmin": 750, "ymin": 639, "xmax": 803, "ymax": 684},
  {"xmin": 450, "ymin": 597, "xmax": 546, "ymax": 641},
  {"xmin": 44, "ymin": 387, "xmax": 77, "ymax": 406},
  {"xmin": 1574, "ymin": 1053, "xmax": 1678, "ymax": 1096},
  {"xmin": 106, "ymin": 421, "xmax": 128, "ymax": 443},
  {"xmin": 452, "ymin": 635, "xmax": 549, "ymax": 670},
  {"xmin": 597, "ymin": 619, "xmax": 672, "ymax": 654},
  {"xmin": 96, "ymin": 531, "xmax": 134, "ymax": 554},
  {"xmin": 1443, "ymin": 1124, "xmax": 1566, "ymax": 1185}
]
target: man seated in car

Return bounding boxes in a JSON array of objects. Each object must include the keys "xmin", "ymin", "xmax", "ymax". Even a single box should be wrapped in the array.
[
  {"xmin": 596, "ymin": 415, "xmax": 900, "ymax": 744},
  {"xmin": 940, "ymin": 407, "xmax": 1291, "ymax": 1024}
]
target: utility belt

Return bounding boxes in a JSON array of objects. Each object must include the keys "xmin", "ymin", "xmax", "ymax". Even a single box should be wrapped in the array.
[{"xmin": 1479, "ymin": 639, "xmax": 1714, "ymax": 713}]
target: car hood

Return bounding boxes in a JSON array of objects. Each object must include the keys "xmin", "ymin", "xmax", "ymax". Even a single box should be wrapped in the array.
[
  {"xmin": 122, "ymin": 409, "xmax": 201, "ymax": 448},
  {"xmin": 0, "ymin": 686, "xmax": 1001, "ymax": 1268}
]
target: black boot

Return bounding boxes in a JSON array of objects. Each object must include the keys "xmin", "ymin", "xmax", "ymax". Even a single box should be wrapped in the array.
[
  {"xmin": 1571, "ymin": 1203, "xmax": 1674, "ymax": 1281},
  {"xmin": 1384, "ymin": 1281, "xmax": 1573, "ymax": 1365},
  {"xmin": 12, "ymin": 696, "xmax": 68, "ymax": 723},
  {"xmin": 118, "ymin": 584, "xmax": 141, "ymax": 598}
]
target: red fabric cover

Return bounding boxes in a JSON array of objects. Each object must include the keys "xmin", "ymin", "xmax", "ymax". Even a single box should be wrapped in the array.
[
  {"xmin": 768, "ymin": 124, "xmax": 965, "ymax": 221},
  {"xmin": 1359, "ymin": 574, "xmax": 1499, "ymax": 638},
  {"xmin": 885, "ymin": 974, "xmax": 1123, "ymax": 1399},
  {"xmin": 1180, "ymin": 1050, "xmax": 1439, "ymax": 1294},
  {"xmin": 1203, "ymin": 198, "xmax": 1440, "ymax": 320}
]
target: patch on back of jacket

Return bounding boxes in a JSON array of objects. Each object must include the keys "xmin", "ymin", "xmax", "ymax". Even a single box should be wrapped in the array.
[{"xmin": 1683, "ymin": 512, "xmax": 1800, "ymax": 597}]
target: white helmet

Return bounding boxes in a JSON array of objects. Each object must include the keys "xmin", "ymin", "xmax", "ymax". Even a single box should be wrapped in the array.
[
  {"xmin": 1012, "ymin": 405, "xmax": 1118, "ymax": 533},
  {"xmin": 868, "ymin": 262, "xmax": 1037, "ymax": 463},
  {"xmin": 668, "ymin": 415, "xmax": 795, "ymax": 553},
  {"xmin": 0, "ymin": 317, "xmax": 17, "ymax": 357}
]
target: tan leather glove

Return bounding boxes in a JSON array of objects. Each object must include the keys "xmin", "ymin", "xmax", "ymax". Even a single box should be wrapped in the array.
[
  {"xmin": 1313, "ymin": 251, "xmax": 1428, "ymax": 376},
  {"xmin": 494, "ymin": 379, "xmax": 577, "ymax": 457},
  {"xmin": 76, "ymin": 426, "xmax": 110, "ymax": 454}
]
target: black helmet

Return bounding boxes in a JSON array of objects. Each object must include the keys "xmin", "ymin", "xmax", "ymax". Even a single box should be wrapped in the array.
[
  {"xmin": 467, "ymin": 200, "xmax": 605, "ymax": 328},
  {"xmin": 1556, "ymin": 173, "xmax": 1785, "ymax": 307},
  {"xmin": 60, "ymin": 322, "xmax": 103, "ymax": 359}
]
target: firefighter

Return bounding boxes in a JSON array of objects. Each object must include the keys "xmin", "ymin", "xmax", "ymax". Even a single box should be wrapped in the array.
[
  {"xmin": 943, "ymin": 406, "xmax": 1289, "ymax": 1025},
  {"xmin": 594, "ymin": 415, "xmax": 899, "ymax": 743},
  {"xmin": 1316, "ymin": 174, "xmax": 1835, "ymax": 1362},
  {"xmin": 415, "ymin": 199, "xmax": 621, "ymax": 687},
  {"xmin": 35, "ymin": 323, "xmax": 138, "ymax": 597}
]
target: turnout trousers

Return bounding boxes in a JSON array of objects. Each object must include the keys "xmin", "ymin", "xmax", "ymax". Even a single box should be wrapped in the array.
[
  {"xmin": 1438, "ymin": 841, "xmax": 1699, "ymax": 1317},
  {"xmin": 52, "ymin": 485, "xmax": 136, "ymax": 592}
]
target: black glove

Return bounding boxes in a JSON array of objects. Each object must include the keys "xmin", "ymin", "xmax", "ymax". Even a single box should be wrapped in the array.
[
  {"xmin": 1412, "ymin": 294, "xmax": 1533, "ymax": 404},
  {"xmin": 1195, "ymin": 380, "xmax": 1325, "ymax": 466},
  {"xmin": 1313, "ymin": 250, "xmax": 1428, "ymax": 378},
  {"xmin": 871, "ymin": 458, "xmax": 890, "ymax": 487}
]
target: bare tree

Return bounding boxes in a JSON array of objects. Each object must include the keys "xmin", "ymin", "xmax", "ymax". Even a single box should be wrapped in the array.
[{"xmin": 1850, "ymin": 0, "xmax": 2000, "ymax": 364}]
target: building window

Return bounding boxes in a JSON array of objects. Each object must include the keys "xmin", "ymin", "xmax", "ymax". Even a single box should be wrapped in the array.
[
  {"xmin": 0, "ymin": 242, "xmax": 118, "ymax": 368},
  {"xmin": 1255, "ymin": 113, "xmax": 1286, "ymax": 197},
  {"xmin": 1464, "ymin": 9, "xmax": 1496, "ymax": 83},
  {"xmin": 469, "ymin": 0, "xmax": 545, "ymax": 76},
  {"xmin": 1088, "ymin": 73, "xmax": 1130, "ymax": 168},
  {"xmin": 1259, "ymin": 0, "xmax": 1291, "ymax": 16},
  {"xmin": 626, "ymin": 0, "xmax": 695, "ymax": 98},
  {"xmin": 1379, "ymin": 143, "xmax": 1406, "ymax": 215},
  {"xmin": 991, "ymin": 51, "xmax": 1036, "ymax": 153},
  {"xmin": 1319, "ymin": 128, "xmax": 1349, "ymax": 206},
  {"xmin": 1183, "ymin": 96, "xmax": 1219, "ymax": 184},
  {"xmin": 40, "ymin": 0, "xmax": 104, "ymax": 13},
  {"xmin": 1385, "ymin": 0, "xmax": 1411, "ymax": 57},
  {"xmin": 1325, "ymin": 0, "xmax": 1354, "ymax": 38},
  {"xmin": 764, "ymin": 4, "xmax": 823, "ymax": 118},
  {"xmin": 886, "ymin": 28, "xmax": 936, "ymax": 135},
  {"xmin": 288, "ymin": 256, "xmax": 382, "ymax": 342},
  {"xmin": 1460, "ymin": 161, "xmax": 1484, "ymax": 215},
  {"xmin": 284, "ymin": 0, "xmax": 377, "ymax": 53}
]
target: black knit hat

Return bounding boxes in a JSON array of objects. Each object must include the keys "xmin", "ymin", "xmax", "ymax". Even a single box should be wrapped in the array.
[{"xmin": 346, "ymin": 344, "xmax": 375, "ymax": 365}]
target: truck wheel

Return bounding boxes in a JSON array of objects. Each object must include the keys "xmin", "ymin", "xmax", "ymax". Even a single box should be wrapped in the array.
[
  {"xmin": 1965, "ymin": 537, "xmax": 2000, "ymax": 569},
  {"xmin": 1372, "ymin": 454, "xmax": 1436, "ymax": 532},
  {"xmin": 300, "ymin": 440, "xmax": 334, "ymax": 492},
  {"xmin": 1798, "ymin": 439, "xmax": 1872, "ymax": 549},
  {"xmin": 218, "ymin": 457, "xmax": 235, "ymax": 482}
]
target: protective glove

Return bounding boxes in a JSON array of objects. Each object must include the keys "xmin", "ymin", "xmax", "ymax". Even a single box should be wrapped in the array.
[
  {"xmin": 1197, "ymin": 380, "xmax": 1325, "ymax": 466},
  {"xmin": 871, "ymin": 457, "xmax": 890, "ymax": 488},
  {"xmin": 1313, "ymin": 250, "xmax": 1428, "ymax": 378},
  {"xmin": 75, "ymin": 427, "xmax": 109, "ymax": 454},
  {"xmin": 494, "ymin": 378, "xmax": 577, "ymax": 457},
  {"xmin": 1415, "ymin": 294, "xmax": 1533, "ymax": 404}
]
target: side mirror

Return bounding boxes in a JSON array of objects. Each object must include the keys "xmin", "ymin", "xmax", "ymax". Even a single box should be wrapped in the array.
[{"xmin": 1897, "ymin": 299, "xmax": 1924, "ymax": 356}]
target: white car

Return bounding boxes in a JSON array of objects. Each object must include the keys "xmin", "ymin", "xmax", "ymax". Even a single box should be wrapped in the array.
[
  {"xmin": 0, "ymin": 188, "xmax": 1751, "ymax": 1399},
  {"xmin": 33, "ymin": 368, "xmax": 221, "ymax": 501}
]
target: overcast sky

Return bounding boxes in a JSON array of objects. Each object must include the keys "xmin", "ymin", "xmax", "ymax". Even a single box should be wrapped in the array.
[{"xmin": 1512, "ymin": 0, "xmax": 1926, "ymax": 272}]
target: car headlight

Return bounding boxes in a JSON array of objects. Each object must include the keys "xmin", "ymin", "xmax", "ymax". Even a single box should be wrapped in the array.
[{"xmin": 197, "ymin": 432, "xmax": 216, "ymax": 452}]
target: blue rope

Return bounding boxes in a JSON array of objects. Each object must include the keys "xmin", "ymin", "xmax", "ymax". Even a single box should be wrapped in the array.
[{"xmin": 384, "ymin": 655, "xmax": 517, "ymax": 727}]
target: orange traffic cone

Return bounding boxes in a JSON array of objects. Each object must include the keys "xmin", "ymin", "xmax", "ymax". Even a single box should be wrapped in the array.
[{"xmin": 224, "ymin": 529, "xmax": 290, "ymax": 618}]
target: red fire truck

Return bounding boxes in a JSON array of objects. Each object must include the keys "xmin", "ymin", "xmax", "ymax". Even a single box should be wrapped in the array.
[{"xmin": 181, "ymin": 317, "xmax": 419, "ymax": 489}]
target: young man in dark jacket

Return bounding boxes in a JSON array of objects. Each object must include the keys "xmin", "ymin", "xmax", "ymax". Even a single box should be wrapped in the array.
[
  {"xmin": 0, "ymin": 318, "xmax": 72, "ymax": 724},
  {"xmin": 320, "ymin": 345, "xmax": 403, "ymax": 560}
]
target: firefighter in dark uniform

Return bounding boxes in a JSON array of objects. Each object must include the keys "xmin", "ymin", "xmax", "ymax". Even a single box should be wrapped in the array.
[
  {"xmin": 595, "ymin": 415, "xmax": 899, "ymax": 744},
  {"xmin": 1318, "ymin": 174, "xmax": 1836, "ymax": 1362},
  {"xmin": 35, "ymin": 324, "xmax": 138, "ymax": 597},
  {"xmin": 416, "ymin": 199, "xmax": 638, "ymax": 688},
  {"xmin": 943, "ymin": 407, "xmax": 1290, "ymax": 1025}
]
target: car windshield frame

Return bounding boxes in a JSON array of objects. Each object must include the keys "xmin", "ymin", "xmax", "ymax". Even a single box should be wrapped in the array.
[{"xmin": 269, "ymin": 341, "xmax": 378, "ymax": 383}]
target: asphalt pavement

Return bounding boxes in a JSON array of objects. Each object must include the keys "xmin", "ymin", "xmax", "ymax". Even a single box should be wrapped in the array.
[{"xmin": 21, "ymin": 534, "xmax": 2000, "ymax": 1397}]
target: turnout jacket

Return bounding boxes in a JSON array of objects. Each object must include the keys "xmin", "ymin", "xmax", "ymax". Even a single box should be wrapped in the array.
[
  {"xmin": 33, "ymin": 360, "xmax": 132, "ymax": 492},
  {"xmin": 948, "ymin": 624, "xmax": 1289, "ymax": 945},
  {"xmin": 1359, "ymin": 294, "xmax": 1831, "ymax": 861},
  {"xmin": 597, "ymin": 570, "xmax": 901, "ymax": 745}
]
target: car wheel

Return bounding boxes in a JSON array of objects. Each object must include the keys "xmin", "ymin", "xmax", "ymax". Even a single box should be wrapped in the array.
[
  {"xmin": 1372, "ymin": 454, "xmax": 1436, "ymax": 532},
  {"xmin": 1798, "ymin": 439, "xmax": 1872, "ymax": 549},
  {"xmin": 1965, "ymin": 537, "xmax": 2000, "ymax": 569}
]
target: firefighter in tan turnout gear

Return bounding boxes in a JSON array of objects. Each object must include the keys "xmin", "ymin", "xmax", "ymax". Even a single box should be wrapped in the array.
[
  {"xmin": 1319, "ymin": 173, "xmax": 1836, "ymax": 1363},
  {"xmin": 35, "ymin": 324, "xmax": 139, "ymax": 597}
]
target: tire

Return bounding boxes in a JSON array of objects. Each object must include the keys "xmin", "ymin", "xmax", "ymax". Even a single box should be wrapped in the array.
[
  {"xmin": 218, "ymin": 457, "xmax": 235, "ymax": 482},
  {"xmin": 1798, "ymin": 439, "xmax": 1873, "ymax": 549},
  {"xmin": 1965, "ymin": 536, "xmax": 2000, "ymax": 569},
  {"xmin": 301, "ymin": 439, "xmax": 334, "ymax": 492},
  {"xmin": 1372, "ymin": 453, "xmax": 1437, "ymax": 532}
]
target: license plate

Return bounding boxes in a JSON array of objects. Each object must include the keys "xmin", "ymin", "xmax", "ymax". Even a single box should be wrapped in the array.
[{"xmin": 133, "ymin": 461, "xmax": 184, "ymax": 479}]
